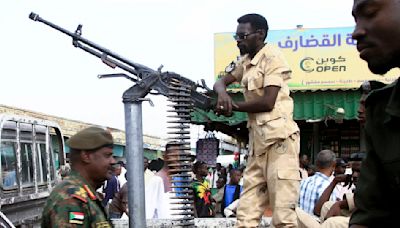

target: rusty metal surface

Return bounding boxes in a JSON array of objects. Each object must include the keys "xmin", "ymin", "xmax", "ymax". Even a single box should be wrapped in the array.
[{"xmin": 0, "ymin": 114, "xmax": 65, "ymax": 226}]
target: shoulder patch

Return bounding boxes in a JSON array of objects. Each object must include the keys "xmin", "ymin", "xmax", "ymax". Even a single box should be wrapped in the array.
[
  {"xmin": 69, "ymin": 211, "xmax": 85, "ymax": 224},
  {"xmin": 225, "ymin": 61, "xmax": 236, "ymax": 73}
]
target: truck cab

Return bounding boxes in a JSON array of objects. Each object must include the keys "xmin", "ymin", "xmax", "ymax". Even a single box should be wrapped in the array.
[{"xmin": 0, "ymin": 114, "xmax": 66, "ymax": 227}]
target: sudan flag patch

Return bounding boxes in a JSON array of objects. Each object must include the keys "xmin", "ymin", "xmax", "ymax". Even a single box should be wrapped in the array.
[{"xmin": 69, "ymin": 211, "xmax": 84, "ymax": 224}]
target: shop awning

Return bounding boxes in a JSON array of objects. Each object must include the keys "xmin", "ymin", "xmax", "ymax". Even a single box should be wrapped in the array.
[
  {"xmin": 191, "ymin": 90, "xmax": 361, "ymax": 139},
  {"xmin": 292, "ymin": 90, "xmax": 361, "ymax": 120}
]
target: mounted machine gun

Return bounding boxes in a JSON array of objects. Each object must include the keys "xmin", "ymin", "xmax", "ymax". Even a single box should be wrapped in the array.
[{"xmin": 29, "ymin": 12, "xmax": 214, "ymax": 227}]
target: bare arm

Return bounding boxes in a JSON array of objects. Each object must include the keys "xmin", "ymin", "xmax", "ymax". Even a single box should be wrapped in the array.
[
  {"xmin": 213, "ymin": 74, "xmax": 237, "ymax": 116},
  {"xmin": 314, "ymin": 174, "xmax": 347, "ymax": 216},
  {"xmin": 233, "ymin": 86, "xmax": 280, "ymax": 113},
  {"xmin": 325, "ymin": 200, "xmax": 349, "ymax": 218},
  {"xmin": 214, "ymin": 75, "xmax": 280, "ymax": 115}
]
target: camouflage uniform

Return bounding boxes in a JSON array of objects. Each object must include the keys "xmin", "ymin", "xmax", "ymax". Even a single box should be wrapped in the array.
[{"xmin": 41, "ymin": 170, "xmax": 111, "ymax": 228}]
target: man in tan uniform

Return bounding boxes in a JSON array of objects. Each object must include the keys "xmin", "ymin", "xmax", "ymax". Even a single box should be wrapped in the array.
[{"xmin": 213, "ymin": 13, "xmax": 300, "ymax": 227}]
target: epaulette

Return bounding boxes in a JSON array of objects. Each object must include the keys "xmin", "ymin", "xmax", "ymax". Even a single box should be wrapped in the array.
[
  {"xmin": 70, "ymin": 186, "xmax": 88, "ymax": 203},
  {"xmin": 68, "ymin": 185, "xmax": 97, "ymax": 203}
]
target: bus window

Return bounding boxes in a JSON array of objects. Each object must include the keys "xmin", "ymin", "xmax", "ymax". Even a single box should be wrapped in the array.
[
  {"xmin": 1, "ymin": 141, "xmax": 17, "ymax": 188},
  {"xmin": 21, "ymin": 142, "xmax": 34, "ymax": 185}
]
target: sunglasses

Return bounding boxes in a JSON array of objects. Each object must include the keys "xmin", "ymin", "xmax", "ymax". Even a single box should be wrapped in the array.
[{"xmin": 233, "ymin": 31, "xmax": 259, "ymax": 41}]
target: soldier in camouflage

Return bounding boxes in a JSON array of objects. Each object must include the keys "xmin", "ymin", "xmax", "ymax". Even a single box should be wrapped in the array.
[{"xmin": 41, "ymin": 126, "xmax": 116, "ymax": 227}]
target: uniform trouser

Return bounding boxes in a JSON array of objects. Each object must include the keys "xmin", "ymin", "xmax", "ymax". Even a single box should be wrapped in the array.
[{"xmin": 236, "ymin": 133, "xmax": 300, "ymax": 228}]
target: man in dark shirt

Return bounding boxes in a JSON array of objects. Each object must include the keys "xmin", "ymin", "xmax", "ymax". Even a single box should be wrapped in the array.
[
  {"xmin": 350, "ymin": 0, "xmax": 400, "ymax": 227},
  {"xmin": 102, "ymin": 163, "xmax": 121, "ymax": 206},
  {"xmin": 108, "ymin": 182, "xmax": 128, "ymax": 219}
]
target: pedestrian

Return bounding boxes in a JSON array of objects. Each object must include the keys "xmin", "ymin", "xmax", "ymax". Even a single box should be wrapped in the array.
[
  {"xmin": 102, "ymin": 163, "xmax": 121, "ymax": 206},
  {"xmin": 192, "ymin": 161, "xmax": 215, "ymax": 218},
  {"xmin": 350, "ymin": 0, "xmax": 400, "ymax": 226},
  {"xmin": 41, "ymin": 126, "xmax": 115, "ymax": 227},
  {"xmin": 213, "ymin": 13, "xmax": 300, "ymax": 227},
  {"xmin": 298, "ymin": 150, "xmax": 338, "ymax": 216},
  {"xmin": 221, "ymin": 169, "xmax": 243, "ymax": 217}
]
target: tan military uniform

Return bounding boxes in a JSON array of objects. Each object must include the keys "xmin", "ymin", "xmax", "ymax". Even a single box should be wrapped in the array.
[{"xmin": 231, "ymin": 43, "xmax": 300, "ymax": 227}]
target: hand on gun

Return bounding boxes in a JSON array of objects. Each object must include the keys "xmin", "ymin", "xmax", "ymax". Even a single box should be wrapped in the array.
[{"xmin": 215, "ymin": 91, "xmax": 238, "ymax": 117}]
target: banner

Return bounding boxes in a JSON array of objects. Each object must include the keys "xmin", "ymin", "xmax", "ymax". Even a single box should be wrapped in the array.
[{"xmin": 215, "ymin": 27, "xmax": 399, "ymax": 90}]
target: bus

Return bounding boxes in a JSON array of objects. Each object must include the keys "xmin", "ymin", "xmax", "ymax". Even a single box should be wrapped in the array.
[{"xmin": 0, "ymin": 114, "xmax": 66, "ymax": 227}]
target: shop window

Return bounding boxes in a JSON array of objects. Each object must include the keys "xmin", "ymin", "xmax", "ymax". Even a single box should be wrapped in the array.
[
  {"xmin": 319, "ymin": 121, "xmax": 360, "ymax": 160},
  {"xmin": 340, "ymin": 129, "xmax": 360, "ymax": 160}
]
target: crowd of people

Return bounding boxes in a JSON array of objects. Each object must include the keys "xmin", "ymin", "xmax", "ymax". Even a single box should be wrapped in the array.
[
  {"xmin": 95, "ymin": 153, "xmax": 247, "ymax": 220},
  {"xmin": 40, "ymin": 1, "xmax": 400, "ymax": 226},
  {"xmin": 297, "ymin": 151, "xmax": 364, "ymax": 228}
]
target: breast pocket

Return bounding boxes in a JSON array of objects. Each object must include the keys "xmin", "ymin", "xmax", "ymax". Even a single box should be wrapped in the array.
[{"xmin": 247, "ymin": 71, "xmax": 264, "ymax": 91}]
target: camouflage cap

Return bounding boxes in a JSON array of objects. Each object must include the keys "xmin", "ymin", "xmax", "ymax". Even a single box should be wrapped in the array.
[{"xmin": 67, "ymin": 126, "xmax": 113, "ymax": 150}]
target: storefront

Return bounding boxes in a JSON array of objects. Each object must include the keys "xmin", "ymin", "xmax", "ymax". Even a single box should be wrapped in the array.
[
  {"xmin": 293, "ymin": 89, "xmax": 362, "ymax": 161},
  {"xmin": 196, "ymin": 27, "xmax": 398, "ymax": 162}
]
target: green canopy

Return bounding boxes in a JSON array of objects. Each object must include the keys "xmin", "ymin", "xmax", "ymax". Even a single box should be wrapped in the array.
[{"xmin": 191, "ymin": 90, "xmax": 361, "ymax": 140}]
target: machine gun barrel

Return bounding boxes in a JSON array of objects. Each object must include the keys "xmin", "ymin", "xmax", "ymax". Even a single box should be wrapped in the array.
[
  {"xmin": 29, "ymin": 12, "xmax": 152, "ymax": 79},
  {"xmin": 29, "ymin": 12, "xmax": 213, "ymax": 110}
]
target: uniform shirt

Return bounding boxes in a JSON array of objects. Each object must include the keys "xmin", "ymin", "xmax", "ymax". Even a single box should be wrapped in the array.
[
  {"xmin": 230, "ymin": 43, "xmax": 299, "ymax": 156},
  {"xmin": 41, "ymin": 171, "xmax": 111, "ymax": 228},
  {"xmin": 350, "ymin": 79, "xmax": 400, "ymax": 227},
  {"xmin": 298, "ymin": 172, "xmax": 337, "ymax": 215}
]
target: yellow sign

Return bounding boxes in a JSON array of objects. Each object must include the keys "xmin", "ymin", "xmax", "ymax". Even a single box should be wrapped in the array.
[{"xmin": 215, "ymin": 27, "xmax": 399, "ymax": 90}]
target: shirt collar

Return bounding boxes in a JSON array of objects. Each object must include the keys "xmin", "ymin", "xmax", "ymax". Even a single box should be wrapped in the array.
[
  {"xmin": 249, "ymin": 43, "xmax": 268, "ymax": 66},
  {"xmin": 69, "ymin": 170, "xmax": 97, "ymax": 194},
  {"xmin": 315, "ymin": 171, "xmax": 330, "ymax": 180}
]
